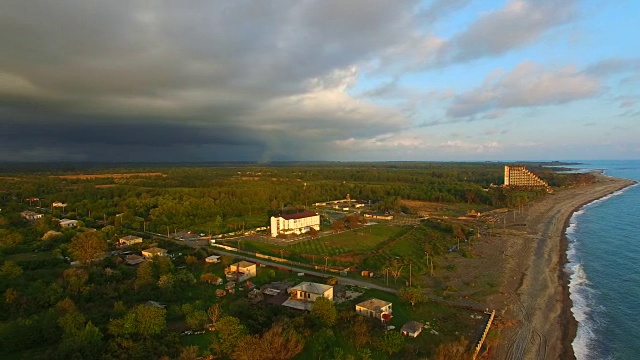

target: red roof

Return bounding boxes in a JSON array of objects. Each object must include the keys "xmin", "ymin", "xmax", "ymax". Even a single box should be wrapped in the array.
[{"xmin": 280, "ymin": 212, "xmax": 318, "ymax": 220}]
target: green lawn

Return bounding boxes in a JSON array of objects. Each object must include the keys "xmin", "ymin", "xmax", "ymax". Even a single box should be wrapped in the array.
[{"xmin": 241, "ymin": 223, "xmax": 407, "ymax": 264}]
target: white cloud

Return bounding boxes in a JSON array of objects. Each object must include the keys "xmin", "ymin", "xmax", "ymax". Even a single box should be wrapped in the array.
[
  {"xmin": 437, "ymin": 0, "xmax": 577, "ymax": 63},
  {"xmin": 447, "ymin": 61, "xmax": 599, "ymax": 118}
]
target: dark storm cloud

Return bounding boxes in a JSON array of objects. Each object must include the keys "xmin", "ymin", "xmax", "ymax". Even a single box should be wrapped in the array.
[{"xmin": 0, "ymin": 0, "xmax": 420, "ymax": 161}]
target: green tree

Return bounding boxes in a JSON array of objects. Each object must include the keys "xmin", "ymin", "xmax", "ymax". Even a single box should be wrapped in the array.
[
  {"xmin": 376, "ymin": 331, "xmax": 404, "ymax": 356},
  {"xmin": 200, "ymin": 273, "xmax": 221, "ymax": 285},
  {"xmin": 232, "ymin": 324, "xmax": 305, "ymax": 360},
  {"xmin": 178, "ymin": 346, "xmax": 200, "ymax": 360},
  {"xmin": 135, "ymin": 261, "xmax": 155, "ymax": 290},
  {"xmin": 399, "ymin": 286, "xmax": 427, "ymax": 306},
  {"xmin": 310, "ymin": 297, "xmax": 337, "ymax": 328},
  {"xmin": 68, "ymin": 231, "xmax": 108, "ymax": 264},
  {"xmin": 434, "ymin": 337, "xmax": 472, "ymax": 360},
  {"xmin": 185, "ymin": 255, "xmax": 198, "ymax": 267},
  {"xmin": 108, "ymin": 304, "xmax": 167, "ymax": 338},
  {"xmin": 186, "ymin": 310, "xmax": 208, "ymax": 330},
  {"xmin": 58, "ymin": 321, "xmax": 104, "ymax": 359},
  {"xmin": 350, "ymin": 316, "xmax": 372, "ymax": 349},
  {"xmin": 0, "ymin": 229, "xmax": 23, "ymax": 249},
  {"xmin": 207, "ymin": 304, "xmax": 222, "ymax": 324},
  {"xmin": 1, "ymin": 260, "xmax": 23, "ymax": 279},
  {"xmin": 211, "ymin": 316, "xmax": 247, "ymax": 357},
  {"xmin": 309, "ymin": 328, "xmax": 334, "ymax": 360}
]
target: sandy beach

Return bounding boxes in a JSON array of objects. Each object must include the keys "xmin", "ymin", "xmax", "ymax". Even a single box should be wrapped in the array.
[{"xmin": 485, "ymin": 175, "xmax": 636, "ymax": 360}]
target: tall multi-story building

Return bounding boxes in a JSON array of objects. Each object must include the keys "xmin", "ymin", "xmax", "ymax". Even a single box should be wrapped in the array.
[
  {"xmin": 270, "ymin": 211, "xmax": 320, "ymax": 237},
  {"xmin": 504, "ymin": 166, "xmax": 549, "ymax": 188}
]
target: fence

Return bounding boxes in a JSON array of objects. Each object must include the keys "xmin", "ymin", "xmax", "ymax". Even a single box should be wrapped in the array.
[
  {"xmin": 472, "ymin": 310, "xmax": 495, "ymax": 359},
  {"xmin": 210, "ymin": 243, "xmax": 346, "ymax": 274}
]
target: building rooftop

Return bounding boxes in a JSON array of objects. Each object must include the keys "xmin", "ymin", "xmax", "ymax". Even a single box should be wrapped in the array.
[
  {"xmin": 290, "ymin": 281, "xmax": 332, "ymax": 294},
  {"xmin": 121, "ymin": 235, "xmax": 142, "ymax": 240},
  {"xmin": 279, "ymin": 212, "xmax": 318, "ymax": 220},
  {"xmin": 232, "ymin": 261, "xmax": 256, "ymax": 268},
  {"xmin": 356, "ymin": 298, "xmax": 392, "ymax": 311},
  {"xmin": 143, "ymin": 247, "xmax": 166, "ymax": 255}
]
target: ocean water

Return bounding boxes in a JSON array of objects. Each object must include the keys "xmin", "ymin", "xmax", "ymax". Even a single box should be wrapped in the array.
[{"xmin": 564, "ymin": 160, "xmax": 640, "ymax": 360}]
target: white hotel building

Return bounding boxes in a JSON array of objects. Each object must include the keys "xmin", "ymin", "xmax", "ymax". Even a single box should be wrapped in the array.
[{"xmin": 270, "ymin": 211, "xmax": 320, "ymax": 237}]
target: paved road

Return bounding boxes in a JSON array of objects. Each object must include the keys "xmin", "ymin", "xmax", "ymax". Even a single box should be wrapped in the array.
[{"xmin": 208, "ymin": 248, "xmax": 399, "ymax": 294}]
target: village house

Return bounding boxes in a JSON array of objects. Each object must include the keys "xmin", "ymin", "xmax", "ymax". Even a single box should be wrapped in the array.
[
  {"xmin": 118, "ymin": 235, "xmax": 143, "ymax": 246},
  {"xmin": 282, "ymin": 281, "xmax": 333, "ymax": 311},
  {"xmin": 59, "ymin": 219, "xmax": 79, "ymax": 228},
  {"xmin": 270, "ymin": 211, "xmax": 320, "ymax": 237},
  {"xmin": 205, "ymin": 255, "xmax": 221, "ymax": 263},
  {"xmin": 20, "ymin": 210, "xmax": 43, "ymax": 221},
  {"xmin": 141, "ymin": 247, "xmax": 167, "ymax": 258},
  {"xmin": 363, "ymin": 213, "xmax": 393, "ymax": 220},
  {"xmin": 401, "ymin": 321, "xmax": 423, "ymax": 338},
  {"xmin": 355, "ymin": 298, "xmax": 393, "ymax": 322},
  {"xmin": 125, "ymin": 254, "xmax": 145, "ymax": 265},
  {"xmin": 225, "ymin": 261, "xmax": 257, "ymax": 282}
]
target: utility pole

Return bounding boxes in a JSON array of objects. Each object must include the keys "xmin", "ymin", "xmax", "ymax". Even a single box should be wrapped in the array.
[
  {"xmin": 409, "ymin": 262, "xmax": 412, "ymax": 287},
  {"xmin": 386, "ymin": 268, "xmax": 389, "ymax": 286},
  {"xmin": 324, "ymin": 256, "xmax": 328, "ymax": 274}
]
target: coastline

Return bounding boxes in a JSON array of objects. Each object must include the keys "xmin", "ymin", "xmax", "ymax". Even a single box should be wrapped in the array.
[
  {"xmin": 559, "ymin": 177, "xmax": 637, "ymax": 360},
  {"xmin": 488, "ymin": 175, "xmax": 636, "ymax": 360}
]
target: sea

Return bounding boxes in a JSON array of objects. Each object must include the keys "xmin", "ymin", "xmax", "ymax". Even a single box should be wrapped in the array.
[{"xmin": 563, "ymin": 160, "xmax": 640, "ymax": 360}]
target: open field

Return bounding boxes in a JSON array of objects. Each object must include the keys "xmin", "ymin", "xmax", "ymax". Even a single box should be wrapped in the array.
[{"xmin": 50, "ymin": 172, "xmax": 166, "ymax": 179}]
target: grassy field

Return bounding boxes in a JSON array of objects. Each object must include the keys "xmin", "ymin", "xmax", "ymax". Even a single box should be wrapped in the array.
[
  {"xmin": 289, "ymin": 223, "xmax": 407, "ymax": 255},
  {"xmin": 233, "ymin": 221, "xmax": 461, "ymax": 290},
  {"xmin": 239, "ymin": 223, "xmax": 408, "ymax": 264}
]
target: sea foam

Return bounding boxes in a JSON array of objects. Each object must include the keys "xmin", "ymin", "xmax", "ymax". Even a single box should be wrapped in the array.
[{"xmin": 566, "ymin": 182, "xmax": 637, "ymax": 359}]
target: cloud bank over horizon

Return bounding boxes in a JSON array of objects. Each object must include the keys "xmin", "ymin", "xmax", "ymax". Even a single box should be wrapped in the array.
[{"xmin": 1, "ymin": 0, "xmax": 639, "ymax": 162}]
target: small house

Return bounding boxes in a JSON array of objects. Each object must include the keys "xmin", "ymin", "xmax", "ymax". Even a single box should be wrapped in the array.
[
  {"xmin": 141, "ymin": 247, "xmax": 167, "ymax": 258},
  {"xmin": 118, "ymin": 235, "xmax": 143, "ymax": 246},
  {"xmin": 401, "ymin": 321, "xmax": 423, "ymax": 338},
  {"xmin": 205, "ymin": 255, "xmax": 221, "ymax": 263},
  {"xmin": 144, "ymin": 301, "xmax": 166, "ymax": 309},
  {"xmin": 355, "ymin": 298, "xmax": 393, "ymax": 322},
  {"xmin": 282, "ymin": 282, "xmax": 334, "ymax": 311},
  {"xmin": 59, "ymin": 219, "xmax": 79, "ymax": 228},
  {"xmin": 226, "ymin": 261, "xmax": 257, "ymax": 282},
  {"xmin": 20, "ymin": 210, "xmax": 43, "ymax": 221},
  {"xmin": 125, "ymin": 254, "xmax": 145, "ymax": 265}
]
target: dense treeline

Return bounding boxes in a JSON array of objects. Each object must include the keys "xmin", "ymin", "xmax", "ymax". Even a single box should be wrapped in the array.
[{"xmin": 0, "ymin": 162, "xmax": 592, "ymax": 235}]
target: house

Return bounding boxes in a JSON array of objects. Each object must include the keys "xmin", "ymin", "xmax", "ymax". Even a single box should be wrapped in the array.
[
  {"xmin": 59, "ymin": 219, "xmax": 79, "ymax": 228},
  {"xmin": 205, "ymin": 255, "xmax": 221, "ymax": 263},
  {"xmin": 270, "ymin": 211, "xmax": 320, "ymax": 237},
  {"xmin": 144, "ymin": 300, "xmax": 166, "ymax": 309},
  {"xmin": 125, "ymin": 254, "xmax": 145, "ymax": 265},
  {"xmin": 141, "ymin": 247, "xmax": 167, "ymax": 258},
  {"xmin": 401, "ymin": 321, "xmax": 423, "ymax": 338},
  {"xmin": 118, "ymin": 235, "xmax": 143, "ymax": 246},
  {"xmin": 282, "ymin": 282, "xmax": 333, "ymax": 311},
  {"xmin": 363, "ymin": 213, "xmax": 393, "ymax": 220},
  {"xmin": 20, "ymin": 210, "xmax": 43, "ymax": 221},
  {"xmin": 225, "ymin": 261, "xmax": 257, "ymax": 282},
  {"xmin": 355, "ymin": 298, "xmax": 393, "ymax": 322}
]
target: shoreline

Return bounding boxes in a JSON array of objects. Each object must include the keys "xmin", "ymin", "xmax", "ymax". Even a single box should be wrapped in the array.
[
  {"xmin": 558, "ymin": 178, "xmax": 636, "ymax": 360},
  {"xmin": 490, "ymin": 175, "xmax": 636, "ymax": 360}
]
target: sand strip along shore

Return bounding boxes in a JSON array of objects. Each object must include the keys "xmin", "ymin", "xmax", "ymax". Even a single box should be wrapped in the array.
[{"xmin": 487, "ymin": 175, "xmax": 636, "ymax": 360}]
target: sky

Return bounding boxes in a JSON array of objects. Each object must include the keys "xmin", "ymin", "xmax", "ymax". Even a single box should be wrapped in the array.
[{"xmin": 1, "ymin": 0, "xmax": 639, "ymax": 162}]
